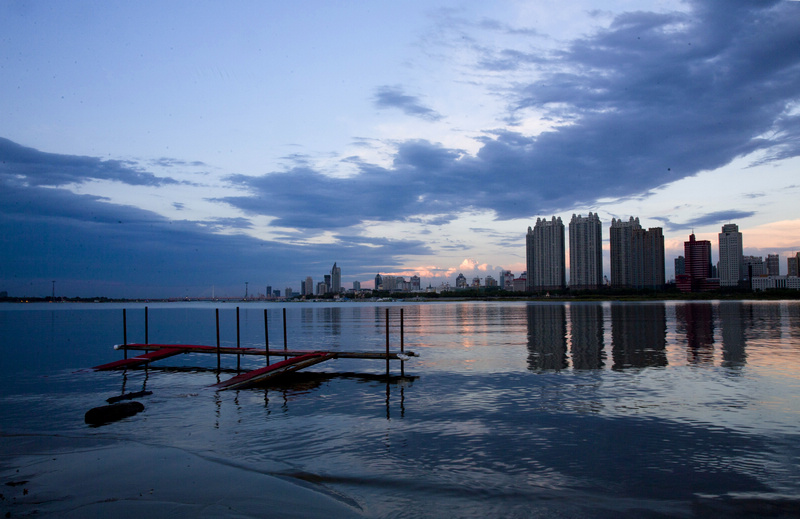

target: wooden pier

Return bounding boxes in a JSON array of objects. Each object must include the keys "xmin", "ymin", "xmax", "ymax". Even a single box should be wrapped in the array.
[{"xmin": 92, "ymin": 307, "xmax": 417, "ymax": 391}]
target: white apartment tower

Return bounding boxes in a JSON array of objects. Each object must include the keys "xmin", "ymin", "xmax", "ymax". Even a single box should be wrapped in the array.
[
  {"xmin": 569, "ymin": 213, "xmax": 603, "ymax": 289},
  {"xmin": 526, "ymin": 217, "xmax": 566, "ymax": 291},
  {"xmin": 609, "ymin": 217, "xmax": 642, "ymax": 287},
  {"xmin": 718, "ymin": 224, "xmax": 743, "ymax": 287}
]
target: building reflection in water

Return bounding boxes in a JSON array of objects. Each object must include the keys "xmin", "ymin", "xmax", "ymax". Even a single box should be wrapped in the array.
[
  {"xmin": 719, "ymin": 302, "xmax": 747, "ymax": 368},
  {"xmin": 675, "ymin": 303, "xmax": 714, "ymax": 364},
  {"xmin": 569, "ymin": 303, "xmax": 605, "ymax": 370},
  {"xmin": 611, "ymin": 303, "xmax": 667, "ymax": 370},
  {"xmin": 526, "ymin": 304, "xmax": 568, "ymax": 371}
]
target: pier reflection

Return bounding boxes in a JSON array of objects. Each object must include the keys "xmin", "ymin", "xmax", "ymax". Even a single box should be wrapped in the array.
[{"xmin": 610, "ymin": 303, "xmax": 667, "ymax": 370}]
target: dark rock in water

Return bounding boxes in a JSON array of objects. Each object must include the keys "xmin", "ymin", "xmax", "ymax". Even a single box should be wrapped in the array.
[{"xmin": 85, "ymin": 401, "xmax": 145, "ymax": 425}]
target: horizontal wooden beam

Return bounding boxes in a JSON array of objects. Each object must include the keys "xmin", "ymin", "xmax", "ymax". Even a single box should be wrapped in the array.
[{"xmin": 115, "ymin": 343, "xmax": 417, "ymax": 360}]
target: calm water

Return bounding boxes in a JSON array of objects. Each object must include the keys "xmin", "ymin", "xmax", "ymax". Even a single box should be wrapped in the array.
[{"xmin": 1, "ymin": 301, "xmax": 799, "ymax": 518}]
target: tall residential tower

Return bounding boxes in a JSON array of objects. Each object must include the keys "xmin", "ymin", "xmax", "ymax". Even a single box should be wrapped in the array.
[
  {"xmin": 718, "ymin": 224, "xmax": 743, "ymax": 287},
  {"xmin": 526, "ymin": 217, "xmax": 566, "ymax": 292},
  {"xmin": 609, "ymin": 216, "xmax": 642, "ymax": 288},
  {"xmin": 569, "ymin": 213, "xmax": 603, "ymax": 289}
]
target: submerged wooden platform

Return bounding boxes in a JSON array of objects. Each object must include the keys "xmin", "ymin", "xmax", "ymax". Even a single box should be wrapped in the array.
[{"xmin": 93, "ymin": 343, "xmax": 417, "ymax": 391}]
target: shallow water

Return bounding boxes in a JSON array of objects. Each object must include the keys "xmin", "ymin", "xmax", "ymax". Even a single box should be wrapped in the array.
[{"xmin": 1, "ymin": 300, "xmax": 799, "ymax": 517}]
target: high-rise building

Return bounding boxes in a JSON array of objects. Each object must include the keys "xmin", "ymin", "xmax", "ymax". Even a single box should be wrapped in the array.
[
  {"xmin": 500, "ymin": 270, "xmax": 514, "ymax": 290},
  {"xmin": 266, "ymin": 286, "xmax": 272, "ymax": 298},
  {"xmin": 742, "ymin": 256, "xmax": 765, "ymax": 278},
  {"xmin": 456, "ymin": 273, "xmax": 467, "ymax": 288},
  {"xmin": 569, "ymin": 213, "xmax": 603, "ymax": 290},
  {"xmin": 374, "ymin": 274, "xmax": 383, "ymax": 290},
  {"xmin": 789, "ymin": 252, "xmax": 800, "ymax": 277},
  {"xmin": 674, "ymin": 256, "xmax": 685, "ymax": 276},
  {"xmin": 677, "ymin": 234, "xmax": 717, "ymax": 292},
  {"xmin": 352, "ymin": 280, "xmax": 361, "ymax": 291},
  {"xmin": 305, "ymin": 276, "xmax": 313, "ymax": 296},
  {"xmin": 526, "ymin": 217, "xmax": 566, "ymax": 291},
  {"xmin": 410, "ymin": 275, "xmax": 421, "ymax": 291},
  {"xmin": 718, "ymin": 224, "xmax": 743, "ymax": 287},
  {"xmin": 331, "ymin": 263, "xmax": 341, "ymax": 293},
  {"xmin": 767, "ymin": 254, "xmax": 780, "ymax": 276},
  {"xmin": 610, "ymin": 216, "xmax": 642, "ymax": 287},
  {"xmin": 630, "ymin": 227, "xmax": 665, "ymax": 289},
  {"xmin": 324, "ymin": 274, "xmax": 331, "ymax": 293}
]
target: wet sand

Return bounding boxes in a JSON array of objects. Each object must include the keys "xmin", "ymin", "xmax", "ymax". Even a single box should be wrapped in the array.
[{"xmin": 1, "ymin": 434, "xmax": 363, "ymax": 518}]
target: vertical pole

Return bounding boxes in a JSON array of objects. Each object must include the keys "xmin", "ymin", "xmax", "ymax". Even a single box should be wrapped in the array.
[
  {"xmin": 122, "ymin": 308, "xmax": 128, "ymax": 360},
  {"xmin": 400, "ymin": 308, "xmax": 405, "ymax": 377},
  {"xmin": 264, "ymin": 309, "xmax": 270, "ymax": 366},
  {"xmin": 236, "ymin": 306, "xmax": 241, "ymax": 371},
  {"xmin": 144, "ymin": 306, "xmax": 149, "ymax": 345},
  {"xmin": 385, "ymin": 308, "xmax": 390, "ymax": 375},
  {"xmin": 216, "ymin": 308, "xmax": 221, "ymax": 371},
  {"xmin": 282, "ymin": 308, "xmax": 288, "ymax": 361}
]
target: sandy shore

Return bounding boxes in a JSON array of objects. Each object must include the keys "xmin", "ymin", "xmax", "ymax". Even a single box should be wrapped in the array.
[{"xmin": 1, "ymin": 434, "xmax": 363, "ymax": 518}]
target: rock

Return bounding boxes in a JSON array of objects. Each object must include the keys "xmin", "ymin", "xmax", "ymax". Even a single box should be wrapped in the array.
[{"xmin": 84, "ymin": 401, "xmax": 145, "ymax": 425}]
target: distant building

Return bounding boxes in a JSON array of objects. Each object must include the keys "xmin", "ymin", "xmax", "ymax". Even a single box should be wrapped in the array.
[
  {"xmin": 410, "ymin": 275, "xmax": 421, "ymax": 291},
  {"xmin": 674, "ymin": 256, "xmax": 685, "ymax": 276},
  {"xmin": 305, "ymin": 276, "xmax": 313, "ymax": 296},
  {"xmin": 352, "ymin": 280, "xmax": 361, "ymax": 292},
  {"xmin": 767, "ymin": 254, "xmax": 780, "ymax": 276},
  {"xmin": 316, "ymin": 281, "xmax": 326, "ymax": 296},
  {"xmin": 742, "ymin": 256, "xmax": 765, "ymax": 279},
  {"xmin": 485, "ymin": 275, "xmax": 497, "ymax": 287},
  {"xmin": 455, "ymin": 273, "xmax": 467, "ymax": 288},
  {"xmin": 374, "ymin": 274, "xmax": 383, "ymax": 290},
  {"xmin": 677, "ymin": 234, "xmax": 718, "ymax": 292},
  {"xmin": 630, "ymin": 227, "xmax": 665, "ymax": 289},
  {"xmin": 331, "ymin": 263, "xmax": 341, "ymax": 293},
  {"xmin": 569, "ymin": 213, "xmax": 603, "ymax": 289},
  {"xmin": 472, "ymin": 277, "xmax": 481, "ymax": 287},
  {"xmin": 752, "ymin": 276, "xmax": 800, "ymax": 292},
  {"xmin": 719, "ymin": 224, "xmax": 743, "ymax": 287},
  {"xmin": 610, "ymin": 216, "xmax": 641, "ymax": 287},
  {"xmin": 266, "ymin": 285, "xmax": 272, "ymax": 298},
  {"xmin": 285, "ymin": 287, "xmax": 293, "ymax": 298},
  {"xmin": 273, "ymin": 289, "xmax": 281, "ymax": 297},
  {"xmin": 526, "ymin": 217, "xmax": 566, "ymax": 291},
  {"xmin": 500, "ymin": 270, "xmax": 514, "ymax": 290},
  {"xmin": 789, "ymin": 253, "xmax": 800, "ymax": 277},
  {"xmin": 512, "ymin": 273, "xmax": 527, "ymax": 292}
]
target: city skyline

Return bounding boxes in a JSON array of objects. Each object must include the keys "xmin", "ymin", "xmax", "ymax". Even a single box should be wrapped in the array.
[{"xmin": 2, "ymin": 1, "xmax": 799, "ymax": 298}]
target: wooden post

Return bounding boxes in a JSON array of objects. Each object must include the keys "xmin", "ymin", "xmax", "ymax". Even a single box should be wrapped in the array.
[
  {"xmin": 400, "ymin": 308, "xmax": 404, "ymax": 377},
  {"xmin": 122, "ymin": 308, "xmax": 128, "ymax": 360},
  {"xmin": 236, "ymin": 306, "xmax": 241, "ymax": 371},
  {"xmin": 264, "ymin": 309, "xmax": 270, "ymax": 366},
  {"xmin": 216, "ymin": 308, "xmax": 221, "ymax": 370},
  {"xmin": 283, "ymin": 308, "xmax": 288, "ymax": 361},
  {"xmin": 144, "ymin": 306, "xmax": 149, "ymax": 345},
  {"xmin": 385, "ymin": 308, "xmax": 390, "ymax": 375}
]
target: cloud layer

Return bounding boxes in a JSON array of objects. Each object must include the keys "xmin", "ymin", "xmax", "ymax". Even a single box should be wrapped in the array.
[{"xmin": 223, "ymin": 0, "xmax": 800, "ymax": 230}]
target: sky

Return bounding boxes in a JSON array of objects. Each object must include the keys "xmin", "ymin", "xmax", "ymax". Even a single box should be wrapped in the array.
[{"xmin": 1, "ymin": 0, "xmax": 799, "ymax": 298}]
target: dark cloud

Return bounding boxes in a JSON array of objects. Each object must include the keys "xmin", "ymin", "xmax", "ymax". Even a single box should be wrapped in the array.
[
  {"xmin": 0, "ymin": 137, "xmax": 179, "ymax": 187},
  {"xmin": 0, "ymin": 170, "xmax": 429, "ymax": 298},
  {"xmin": 223, "ymin": 1, "xmax": 799, "ymax": 231},
  {"xmin": 374, "ymin": 86, "xmax": 443, "ymax": 121},
  {"xmin": 665, "ymin": 210, "xmax": 758, "ymax": 232}
]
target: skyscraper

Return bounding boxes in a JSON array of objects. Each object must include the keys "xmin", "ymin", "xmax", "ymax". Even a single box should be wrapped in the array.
[
  {"xmin": 766, "ymin": 254, "xmax": 780, "ymax": 276},
  {"xmin": 610, "ymin": 217, "xmax": 642, "ymax": 288},
  {"xmin": 677, "ymin": 234, "xmax": 716, "ymax": 292},
  {"xmin": 526, "ymin": 216, "xmax": 566, "ymax": 291},
  {"xmin": 789, "ymin": 252, "xmax": 800, "ymax": 277},
  {"xmin": 331, "ymin": 262, "xmax": 341, "ymax": 293},
  {"xmin": 630, "ymin": 227, "xmax": 665, "ymax": 289},
  {"xmin": 718, "ymin": 224, "xmax": 743, "ymax": 287},
  {"xmin": 569, "ymin": 213, "xmax": 603, "ymax": 289}
]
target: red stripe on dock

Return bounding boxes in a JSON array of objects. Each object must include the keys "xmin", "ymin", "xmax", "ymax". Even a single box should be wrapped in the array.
[
  {"xmin": 213, "ymin": 353, "xmax": 335, "ymax": 390},
  {"xmin": 93, "ymin": 347, "xmax": 184, "ymax": 371}
]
